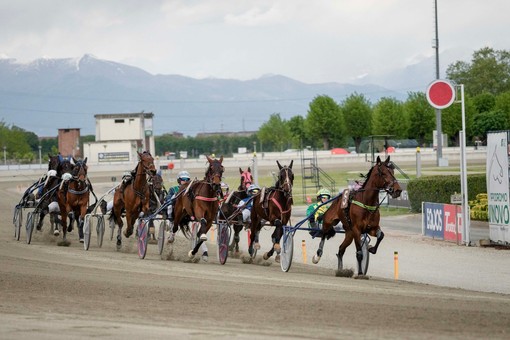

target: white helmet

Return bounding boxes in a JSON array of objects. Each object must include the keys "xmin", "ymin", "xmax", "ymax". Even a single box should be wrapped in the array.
[
  {"xmin": 247, "ymin": 184, "xmax": 260, "ymax": 194},
  {"xmin": 177, "ymin": 170, "xmax": 190, "ymax": 182}
]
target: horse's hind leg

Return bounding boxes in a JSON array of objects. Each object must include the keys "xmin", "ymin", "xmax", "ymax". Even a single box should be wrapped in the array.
[
  {"xmin": 337, "ymin": 232, "xmax": 354, "ymax": 271},
  {"xmin": 229, "ymin": 225, "xmax": 242, "ymax": 253},
  {"xmin": 198, "ymin": 218, "xmax": 208, "ymax": 241},
  {"xmin": 368, "ymin": 227, "xmax": 384, "ymax": 254}
]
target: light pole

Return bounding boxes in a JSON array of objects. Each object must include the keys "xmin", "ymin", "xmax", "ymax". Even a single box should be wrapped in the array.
[
  {"xmin": 433, "ymin": 0, "xmax": 443, "ymax": 166},
  {"xmin": 3, "ymin": 146, "xmax": 6, "ymax": 165},
  {"xmin": 38, "ymin": 145, "xmax": 42, "ymax": 168}
]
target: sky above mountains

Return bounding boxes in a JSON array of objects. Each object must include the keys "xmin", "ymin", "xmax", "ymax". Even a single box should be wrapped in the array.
[{"xmin": 0, "ymin": 0, "xmax": 507, "ymax": 85}]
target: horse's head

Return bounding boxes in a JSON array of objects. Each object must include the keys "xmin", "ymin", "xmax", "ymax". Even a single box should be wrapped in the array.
[
  {"xmin": 373, "ymin": 156, "xmax": 402, "ymax": 198},
  {"xmin": 205, "ymin": 155, "xmax": 224, "ymax": 186},
  {"xmin": 239, "ymin": 167, "xmax": 253, "ymax": 191},
  {"xmin": 58, "ymin": 156, "xmax": 74, "ymax": 177},
  {"xmin": 70, "ymin": 157, "xmax": 88, "ymax": 183},
  {"xmin": 152, "ymin": 174, "xmax": 164, "ymax": 193},
  {"xmin": 47, "ymin": 153, "xmax": 60, "ymax": 171},
  {"xmin": 138, "ymin": 151, "xmax": 157, "ymax": 177},
  {"xmin": 276, "ymin": 160, "xmax": 294, "ymax": 194}
]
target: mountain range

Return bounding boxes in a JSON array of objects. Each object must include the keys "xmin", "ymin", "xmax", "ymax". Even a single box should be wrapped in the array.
[{"xmin": 0, "ymin": 50, "xmax": 469, "ymax": 137}]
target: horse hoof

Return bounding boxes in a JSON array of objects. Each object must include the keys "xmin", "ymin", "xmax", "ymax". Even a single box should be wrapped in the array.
[
  {"xmin": 312, "ymin": 255, "xmax": 320, "ymax": 264},
  {"xmin": 263, "ymin": 252, "xmax": 269, "ymax": 260},
  {"xmin": 188, "ymin": 250, "xmax": 194, "ymax": 258},
  {"xmin": 167, "ymin": 233, "xmax": 175, "ymax": 244},
  {"xmin": 149, "ymin": 226, "xmax": 155, "ymax": 235},
  {"xmin": 202, "ymin": 252, "xmax": 208, "ymax": 262},
  {"xmin": 254, "ymin": 242, "xmax": 261, "ymax": 250},
  {"xmin": 53, "ymin": 229, "xmax": 60, "ymax": 236},
  {"xmin": 79, "ymin": 238, "xmax": 84, "ymax": 243},
  {"xmin": 275, "ymin": 254, "xmax": 280, "ymax": 263},
  {"xmin": 67, "ymin": 226, "xmax": 73, "ymax": 233},
  {"xmin": 273, "ymin": 243, "xmax": 281, "ymax": 251},
  {"xmin": 199, "ymin": 233, "xmax": 207, "ymax": 242},
  {"xmin": 368, "ymin": 246, "xmax": 376, "ymax": 254}
]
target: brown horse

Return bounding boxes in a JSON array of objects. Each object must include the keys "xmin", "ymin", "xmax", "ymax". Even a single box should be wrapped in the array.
[
  {"xmin": 170, "ymin": 155, "xmax": 224, "ymax": 259},
  {"xmin": 312, "ymin": 156, "xmax": 402, "ymax": 276},
  {"xmin": 248, "ymin": 160, "xmax": 294, "ymax": 261},
  {"xmin": 56, "ymin": 157, "xmax": 90, "ymax": 243},
  {"xmin": 111, "ymin": 151, "xmax": 157, "ymax": 249},
  {"xmin": 218, "ymin": 167, "xmax": 253, "ymax": 254}
]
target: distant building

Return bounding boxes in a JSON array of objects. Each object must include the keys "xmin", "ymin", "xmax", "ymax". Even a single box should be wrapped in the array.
[
  {"xmin": 58, "ymin": 128, "xmax": 81, "ymax": 158},
  {"xmin": 83, "ymin": 112, "xmax": 155, "ymax": 163}
]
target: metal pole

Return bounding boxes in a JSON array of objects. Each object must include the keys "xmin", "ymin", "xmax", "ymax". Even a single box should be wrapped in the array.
[
  {"xmin": 459, "ymin": 85, "xmax": 470, "ymax": 245},
  {"xmin": 434, "ymin": 0, "xmax": 443, "ymax": 165},
  {"xmin": 3, "ymin": 146, "xmax": 6, "ymax": 165},
  {"xmin": 416, "ymin": 147, "xmax": 421, "ymax": 178},
  {"xmin": 38, "ymin": 145, "xmax": 42, "ymax": 168}
]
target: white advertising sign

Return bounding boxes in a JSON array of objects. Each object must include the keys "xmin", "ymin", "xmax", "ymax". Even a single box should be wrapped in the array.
[{"xmin": 487, "ymin": 132, "xmax": 510, "ymax": 243}]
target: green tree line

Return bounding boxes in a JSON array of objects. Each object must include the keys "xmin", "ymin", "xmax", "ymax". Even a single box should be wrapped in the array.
[{"xmin": 2, "ymin": 47, "xmax": 510, "ymax": 160}]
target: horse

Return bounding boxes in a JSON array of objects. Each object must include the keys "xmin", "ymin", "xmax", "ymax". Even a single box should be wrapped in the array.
[
  {"xmin": 111, "ymin": 151, "xmax": 157, "ymax": 249},
  {"xmin": 56, "ymin": 157, "xmax": 90, "ymax": 243},
  {"xmin": 247, "ymin": 160, "xmax": 294, "ymax": 262},
  {"xmin": 312, "ymin": 156, "xmax": 402, "ymax": 276},
  {"xmin": 170, "ymin": 155, "xmax": 224, "ymax": 259},
  {"xmin": 218, "ymin": 167, "xmax": 253, "ymax": 254}
]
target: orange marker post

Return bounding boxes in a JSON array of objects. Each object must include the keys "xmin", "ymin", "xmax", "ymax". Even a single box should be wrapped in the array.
[
  {"xmin": 394, "ymin": 251, "xmax": 399, "ymax": 280},
  {"xmin": 302, "ymin": 240, "xmax": 307, "ymax": 264}
]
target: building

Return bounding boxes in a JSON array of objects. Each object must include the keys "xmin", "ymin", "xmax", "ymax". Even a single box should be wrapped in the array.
[
  {"xmin": 58, "ymin": 128, "xmax": 81, "ymax": 158},
  {"xmin": 83, "ymin": 112, "xmax": 155, "ymax": 164}
]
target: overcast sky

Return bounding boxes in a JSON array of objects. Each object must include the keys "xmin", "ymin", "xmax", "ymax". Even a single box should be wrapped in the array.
[{"xmin": 0, "ymin": 0, "xmax": 508, "ymax": 84}]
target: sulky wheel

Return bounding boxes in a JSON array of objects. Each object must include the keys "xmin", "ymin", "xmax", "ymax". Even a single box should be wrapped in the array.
[
  {"xmin": 217, "ymin": 221, "xmax": 231, "ymax": 265},
  {"xmin": 83, "ymin": 214, "xmax": 92, "ymax": 250},
  {"xmin": 280, "ymin": 226, "xmax": 294, "ymax": 272},
  {"xmin": 157, "ymin": 220, "xmax": 166, "ymax": 255},
  {"xmin": 137, "ymin": 219, "xmax": 149, "ymax": 259},
  {"xmin": 14, "ymin": 206, "xmax": 22, "ymax": 241},
  {"xmin": 360, "ymin": 234, "xmax": 370, "ymax": 275},
  {"xmin": 96, "ymin": 215, "xmax": 105, "ymax": 248}
]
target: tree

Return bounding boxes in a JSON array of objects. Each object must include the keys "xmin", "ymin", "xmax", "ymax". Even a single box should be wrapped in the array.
[
  {"xmin": 446, "ymin": 47, "xmax": 510, "ymax": 96},
  {"xmin": 472, "ymin": 110, "xmax": 507, "ymax": 142},
  {"xmin": 257, "ymin": 113, "xmax": 292, "ymax": 152},
  {"xmin": 404, "ymin": 92, "xmax": 435, "ymax": 146},
  {"xmin": 495, "ymin": 91, "xmax": 510, "ymax": 128},
  {"xmin": 304, "ymin": 95, "xmax": 345, "ymax": 150},
  {"xmin": 342, "ymin": 93, "xmax": 372, "ymax": 153},
  {"xmin": 372, "ymin": 97, "xmax": 407, "ymax": 138},
  {"xmin": 287, "ymin": 115, "xmax": 311, "ymax": 148}
]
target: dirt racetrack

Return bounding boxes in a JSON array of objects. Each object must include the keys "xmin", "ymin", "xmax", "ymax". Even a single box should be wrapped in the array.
[{"xmin": 1, "ymin": 176, "xmax": 510, "ymax": 339}]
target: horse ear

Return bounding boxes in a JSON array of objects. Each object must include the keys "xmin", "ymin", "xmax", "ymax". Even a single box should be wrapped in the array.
[
  {"xmin": 385, "ymin": 156, "xmax": 390, "ymax": 163},
  {"xmin": 289, "ymin": 160, "xmax": 293, "ymax": 169},
  {"xmin": 83, "ymin": 157, "xmax": 88, "ymax": 164},
  {"xmin": 376, "ymin": 156, "xmax": 382, "ymax": 164},
  {"xmin": 219, "ymin": 155, "xmax": 223, "ymax": 163},
  {"xmin": 276, "ymin": 160, "xmax": 283, "ymax": 170},
  {"xmin": 206, "ymin": 155, "xmax": 212, "ymax": 163},
  {"xmin": 248, "ymin": 167, "xmax": 251, "ymax": 172},
  {"xmin": 239, "ymin": 167, "xmax": 243, "ymax": 174},
  {"xmin": 70, "ymin": 158, "xmax": 75, "ymax": 165}
]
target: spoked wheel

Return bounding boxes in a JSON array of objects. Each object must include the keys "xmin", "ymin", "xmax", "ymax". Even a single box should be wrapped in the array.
[
  {"xmin": 13, "ymin": 206, "xmax": 22, "ymax": 241},
  {"xmin": 83, "ymin": 214, "xmax": 92, "ymax": 250},
  {"xmin": 137, "ymin": 219, "xmax": 149, "ymax": 259},
  {"xmin": 158, "ymin": 220, "xmax": 166, "ymax": 255},
  {"xmin": 96, "ymin": 215, "xmax": 105, "ymax": 248},
  {"xmin": 26, "ymin": 211, "xmax": 39, "ymax": 244},
  {"xmin": 280, "ymin": 226, "xmax": 294, "ymax": 272},
  {"xmin": 361, "ymin": 234, "xmax": 370, "ymax": 275},
  {"xmin": 217, "ymin": 221, "xmax": 231, "ymax": 265}
]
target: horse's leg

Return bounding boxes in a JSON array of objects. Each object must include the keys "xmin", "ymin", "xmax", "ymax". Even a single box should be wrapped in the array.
[
  {"xmin": 201, "ymin": 242, "xmax": 209, "ymax": 262},
  {"xmin": 78, "ymin": 205, "xmax": 87, "ymax": 242},
  {"xmin": 352, "ymin": 230, "xmax": 364, "ymax": 276},
  {"xmin": 312, "ymin": 235, "xmax": 327, "ymax": 264},
  {"xmin": 189, "ymin": 240, "xmax": 203, "ymax": 258},
  {"xmin": 368, "ymin": 226, "xmax": 384, "ymax": 254},
  {"xmin": 36, "ymin": 210, "xmax": 46, "ymax": 231},
  {"xmin": 229, "ymin": 224, "xmax": 241, "ymax": 253},
  {"xmin": 198, "ymin": 217, "xmax": 208, "ymax": 241},
  {"xmin": 247, "ymin": 222, "xmax": 258, "ymax": 257},
  {"xmin": 337, "ymin": 231, "xmax": 354, "ymax": 271}
]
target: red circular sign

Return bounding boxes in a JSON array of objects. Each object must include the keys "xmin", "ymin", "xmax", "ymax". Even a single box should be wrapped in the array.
[{"xmin": 426, "ymin": 80, "xmax": 455, "ymax": 109}]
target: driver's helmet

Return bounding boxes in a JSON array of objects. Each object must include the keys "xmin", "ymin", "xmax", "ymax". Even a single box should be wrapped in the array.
[
  {"xmin": 177, "ymin": 170, "xmax": 191, "ymax": 183},
  {"xmin": 220, "ymin": 182, "xmax": 229, "ymax": 195},
  {"xmin": 247, "ymin": 184, "xmax": 260, "ymax": 195},
  {"xmin": 316, "ymin": 188, "xmax": 331, "ymax": 200}
]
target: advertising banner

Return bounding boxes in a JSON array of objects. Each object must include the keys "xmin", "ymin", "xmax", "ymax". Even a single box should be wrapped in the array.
[
  {"xmin": 422, "ymin": 202, "xmax": 444, "ymax": 239},
  {"xmin": 487, "ymin": 132, "xmax": 510, "ymax": 243},
  {"xmin": 443, "ymin": 204, "xmax": 462, "ymax": 243}
]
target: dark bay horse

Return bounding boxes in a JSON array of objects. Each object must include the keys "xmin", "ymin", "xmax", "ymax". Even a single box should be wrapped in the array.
[
  {"xmin": 34, "ymin": 154, "xmax": 61, "ymax": 233},
  {"xmin": 312, "ymin": 156, "xmax": 402, "ymax": 276},
  {"xmin": 170, "ymin": 155, "xmax": 224, "ymax": 259},
  {"xmin": 112, "ymin": 151, "xmax": 157, "ymax": 249},
  {"xmin": 218, "ymin": 167, "xmax": 253, "ymax": 254},
  {"xmin": 148, "ymin": 173, "xmax": 167, "ymax": 240},
  {"xmin": 56, "ymin": 157, "xmax": 90, "ymax": 243},
  {"xmin": 248, "ymin": 160, "xmax": 294, "ymax": 262}
]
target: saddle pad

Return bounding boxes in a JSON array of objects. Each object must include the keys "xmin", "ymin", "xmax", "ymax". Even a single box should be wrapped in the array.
[{"xmin": 340, "ymin": 189, "xmax": 350, "ymax": 209}]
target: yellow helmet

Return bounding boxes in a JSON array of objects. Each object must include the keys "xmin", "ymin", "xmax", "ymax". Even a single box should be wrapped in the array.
[{"xmin": 316, "ymin": 188, "xmax": 331, "ymax": 199}]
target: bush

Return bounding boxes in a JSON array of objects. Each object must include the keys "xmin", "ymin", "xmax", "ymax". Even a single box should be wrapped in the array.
[{"xmin": 407, "ymin": 174, "xmax": 486, "ymax": 213}]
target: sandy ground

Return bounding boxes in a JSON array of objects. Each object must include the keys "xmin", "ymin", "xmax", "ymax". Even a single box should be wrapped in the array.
[{"xmin": 1, "ymin": 177, "xmax": 510, "ymax": 339}]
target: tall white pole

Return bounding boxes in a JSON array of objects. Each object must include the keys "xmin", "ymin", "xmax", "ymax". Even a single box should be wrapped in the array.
[{"xmin": 459, "ymin": 85, "xmax": 470, "ymax": 245}]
